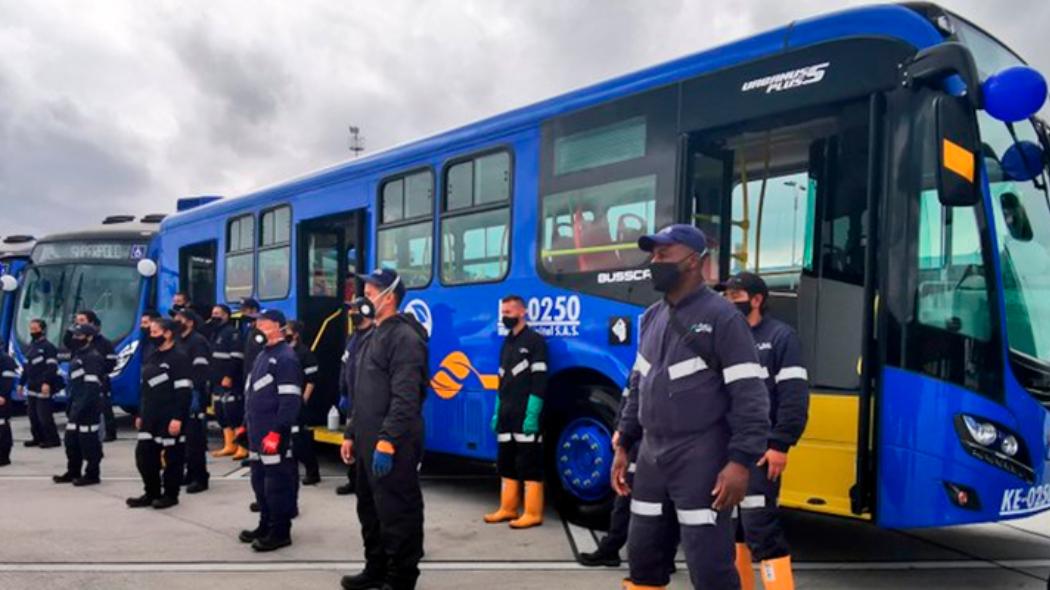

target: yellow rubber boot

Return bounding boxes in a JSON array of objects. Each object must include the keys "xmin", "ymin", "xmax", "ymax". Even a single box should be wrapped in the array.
[
  {"xmin": 735, "ymin": 543, "xmax": 755, "ymax": 590},
  {"xmin": 484, "ymin": 478, "xmax": 521, "ymax": 523},
  {"xmin": 760, "ymin": 556, "xmax": 795, "ymax": 590},
  {"xmin": 509, "ymin": 481, "xmax": 544, "ymax": 529},
  {"xmin": 212, "ymin": 428, "xmax": 236, "ymax": 457},
  {"xmin": 232, "ymin": 444, "xmax": 249, "ymax": 461},
  {"xmin": 621, "ymin": 580, "xmax": 665, "ymax": 589}
]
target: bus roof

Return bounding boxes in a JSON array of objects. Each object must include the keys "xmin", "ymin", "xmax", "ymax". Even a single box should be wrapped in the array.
[
  {"xmin": 161, "ymin": 3, "xmax": 953, "ymax": 231},
  {"xmin": 34, "ymin": 221, "xmax": 160, "ymax": 244}
]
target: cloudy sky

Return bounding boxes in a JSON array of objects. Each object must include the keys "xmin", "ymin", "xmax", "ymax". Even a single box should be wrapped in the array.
[{"xmin": 1, "ymin": 0, "xmax": 1047, "ymax": 238}]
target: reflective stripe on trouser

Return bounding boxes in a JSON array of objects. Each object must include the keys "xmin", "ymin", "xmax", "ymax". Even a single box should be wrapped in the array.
[
  {"xmin": 496, "ymin": 433, "xmax": 544, "ymax": 482},
  {"xmin": 250, "ymin": 453, "xmax": 298, "ymax": 539},
  {"xmin": 64, "ymin": 423, "xmax": 103, "ymax": 479},
  {"xmin": 184, "ymin": 414, "xmax": 209, "ymax": 485},
  {"xmin": 135, "ymin": 435, "xmax": 185, "ymax": 498},
  {"xmin": 627, "ymin": 432, "xmax": 736, "ymax": 589},
  {"xmin": 734, "ymin": 463, "xmax": 789, "ymax": 561},
  {"xmin": 600, "ymin": 443, "xmax": 681, "ymax": 561},
  {"xmin": 354, "ymin": 433, "xmax": 424, "ymax": 590}
]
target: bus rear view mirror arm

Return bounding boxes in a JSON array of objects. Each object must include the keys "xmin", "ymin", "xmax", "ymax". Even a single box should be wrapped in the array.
[{"xmin": 900, "ymin": 42, "xmax": 982, "ymax": 109}]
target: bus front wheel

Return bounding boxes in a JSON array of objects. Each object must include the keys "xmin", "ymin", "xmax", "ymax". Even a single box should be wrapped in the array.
[{"xmin": 546, "ymin": 384, "xmax": 619, "ymax": 529}]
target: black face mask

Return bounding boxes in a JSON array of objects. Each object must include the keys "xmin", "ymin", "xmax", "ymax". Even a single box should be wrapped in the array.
[
  {"xmin": 69, "ymin": 337, "xmax": 88, "ymax": 351},
  {"xmin": 648, "ymin": 254, "xmax": 696, "ymax": 293},
  {"xmin": 501, "ymin": 316, "xmax": 519, "ymax": 330},
  {"xmin": 149, "ymin": 335, "xmax": 165, "ymax": 347},
  {"xmin": 349, "ymin": 313, "xmax": 364, "ymax": 328},
  {"xmin": 734, "ymin": 301, "xmax": 752, "ymax": 317},
  {"xmin": 284, "ymin": 334, "xmax": 295, "ymax": 344},
  {"xmin": 30, "ymin": 331, "xmax": 43, "ymax": 341}
]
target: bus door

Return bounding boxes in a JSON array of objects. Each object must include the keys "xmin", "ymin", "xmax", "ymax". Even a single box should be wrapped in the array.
[
  {"xmin": 297, "ymin": 211, "xmax": 365, "ymax": 426},
  {"xmin": 682, "ymin": 100, "xmax": 874, "ymax": 518}
]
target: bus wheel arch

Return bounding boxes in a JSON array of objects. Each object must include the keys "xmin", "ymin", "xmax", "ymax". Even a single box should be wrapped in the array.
[{"xmin": 544, "ymin": 368, "xmax": 621, "ymax": 529}]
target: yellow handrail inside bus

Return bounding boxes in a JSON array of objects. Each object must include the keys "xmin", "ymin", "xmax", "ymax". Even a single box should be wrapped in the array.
[{"xmin": 311, "ymin": 307, "xmax": 343, "ymax": 353}]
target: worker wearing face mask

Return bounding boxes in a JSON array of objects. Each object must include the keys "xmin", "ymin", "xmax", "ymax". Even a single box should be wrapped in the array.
[
  {"xmin": 614, "ymin": 224, "xmax": 770, "ymax": 590},
  {"xmin": 53, "ymin": 323, "xmax": 108, "ymax": 487},
  {"xmin": 483, "ymin": 294, "xmax": 548, "ymax": 529},
  {"xmin": 336, "ymin": 297, "xmax": 375, "ymax": 496},
  {"xmin": 175, "ymin": 309, "xmax": 212, "ymax": 494},
  {"xmin": 720, "ymin": 272, "xmax": 809, "ymax": 590},
  {"xmin": 209, "ymin": 304, "xmax": 245, "ymax": 459}
]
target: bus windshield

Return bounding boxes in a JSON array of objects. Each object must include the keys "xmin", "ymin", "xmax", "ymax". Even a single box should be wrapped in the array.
[
  {"xmin": 954, "ymin": 17, "xmax": 1050, "ymax": 364},
  {"xmin": 15, "ymin": 263, "xmax": 142, "ymax": 349}
]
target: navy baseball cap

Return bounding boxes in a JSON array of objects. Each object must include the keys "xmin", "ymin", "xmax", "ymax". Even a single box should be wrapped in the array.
[
  {"xmin": 638, "ymin": 224, "xmax": 708, "ymax": 255},
  {"xmin": 175, "ymin": 308, "xmax": 202, "ymax": 326},
  {"xmin": 362, "ymin": 268, "xmax": 405, "ymax": 299},
  {"xmin": 240, "ymin": 297, "xmax": 261, "ymax": 311},
  {"xmin": 716, "ymin": 272, "xmax": 769, "ymax": 300},
  {"xmin": 70, "ymin": 323, "xmax": 98, "ymax": 337},
  {"xmin": 257, "ymin": 309, "xmax": 287, "ymax": 327}
]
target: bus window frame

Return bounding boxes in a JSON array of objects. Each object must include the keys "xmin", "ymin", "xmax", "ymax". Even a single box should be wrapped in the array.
[
  {"xmin": 224, "ymin": 212, "xmax": 256, "ymax": 303},
  {"xmin": 439, "ymin": 146, "xmax": 515, "ymax": 287},
  {"xmin": 178, "ymin": 239, "xmax": 218, "ymax": 309},
  {"xmin": 376, "ymin": 166, "xmax": 436, "ymax": 291},
  {"xmin": 256, "ymin": 203, "xmax": 293, "ymax": 302}
]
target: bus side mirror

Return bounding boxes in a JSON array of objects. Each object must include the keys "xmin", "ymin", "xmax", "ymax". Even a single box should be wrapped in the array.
[
  {"xmin": 0, "ymin": 275, "xmax": 16, "ymax": 292},
  {"xmin": 137, "ymin": 259, "xmax": 158, "ymax": 278},
  {"xmin": 934, "ymin": 94, "xmax": 981, "ymax": 207}
]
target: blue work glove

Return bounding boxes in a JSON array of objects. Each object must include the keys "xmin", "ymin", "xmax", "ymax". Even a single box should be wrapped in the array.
[
  {"xmin": 372, "ymin": 440, "xmax": 395, "ymax": 478},
  {"xmin": 338, "ymin": 394, "xmax": 349, "ymax": 413},
  {"xmin": 490, "ymin": 397, "xmax": 500, "ymax": 433},
  {"xmin": 189, "ymin": 390, "xmax": 202, "ymax": 414},
  {"xmin": 522, "ymin": 394, "xmax": 544, "ymax": 435}
]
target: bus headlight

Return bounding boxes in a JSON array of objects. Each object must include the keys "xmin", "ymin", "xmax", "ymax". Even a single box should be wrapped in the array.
[
  {"xmin": 962, "ymin": 415, "xmax": 998, "ymax": 446},
  {"xmin": 1001, "ymin": 435, "xmax": 1019, "ymax": 458},
  {"xmin": 111, "ymin": 340, "xmax": 139, "ymax": 377},
  {"xmin": 955, "ymin": 414, "xmax": 1034, "ymax": 483}
]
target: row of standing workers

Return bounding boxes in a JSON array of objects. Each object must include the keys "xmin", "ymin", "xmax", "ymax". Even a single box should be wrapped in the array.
[{"xmin": 0, "ymin": 221, "xmax": 809, "ymax": 590}]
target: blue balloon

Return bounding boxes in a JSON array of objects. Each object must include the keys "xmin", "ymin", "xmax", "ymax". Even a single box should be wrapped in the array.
[
  {"xmin": 1002, "ymin": 140, "xmax": 1045, "ymax": 182},
  {"xmin": 983, "ymin": 66, "xmax": 1048, "ymax": 123}
]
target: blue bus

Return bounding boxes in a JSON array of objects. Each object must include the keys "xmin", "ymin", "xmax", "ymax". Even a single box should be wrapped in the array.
[
  {"xmin": 9, "ymin": 216, "xmax": 168, "ymax": 409},
  {"xmin": 155, "ymin": 4, "xmax": 1050, "ymax": 528},
  {"xmin": 0, "ymin": 236, "xmax": 36, "ymax": 397}
]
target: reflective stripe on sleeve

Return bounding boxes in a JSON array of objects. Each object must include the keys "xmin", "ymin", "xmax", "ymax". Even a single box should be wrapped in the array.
[
  {"xmin": 630, "ymin": 499, "xmax": 663, "ymax": 517},
  {"xmin": 83, "ymin": 375, "xmax": 100, "ymax": 384},
  {"xmin": 496, "ymin": 433, "xmax": 512, "ymax": 443},
  {"xmin": 137, "ymin": 431, "xmax": 153, "ymax": 440},
  {"xmin": 512, "ymin": 433, "xmax": 542, "ymax": 443},
  {"xmin": 723, "ymin": 362, "xmax": 765, "ymax": 384},
  {"xmin": 530, "ymin": 362, "xmax": 547, "ymax": 373},
  {"xmin": 633, "ymin": 354, "xmax": 652, "ymax": 377},
  {"xmin": 304, "ymin": 366, "xmax": 319, "ymax": 375},
  {"xmin": 70, "ymin": 369, "xmax": 85, "ymax": 380},
  {"xmin": 46, "ymin": 358, "xmax": 59, "ymax": 365},
  {"xmin": 278, "ymin": 384, "xmax": 302, "ymax": 395},
  {"xmin": 30, "ymin": 357, "xmax": 43, "ymax": 365},
  {"xmin": 212, "ymin": 351, "xmax": 231, "ymax": 360},
  {"xmin": 174, "ymin": 379, "xmax": 193, "ymax": 389},
  {"xmin": 193, "ymin": 357, "xmax": 209, "ymax": 366},
  {"xmin": 1, "ymin": 370, "xmax": 17, "ymax": 378},
  {"xmin": 676, "ymin": 508, "xmax": 717, "ymax": 526},
  {"xmin": 775, "ymin": 366, "xmax": 808, "ymax": 383},
  {"xmin": 668, "ymin": 356, "xmax": 708, "ymax": 381},
  {"xmin": 230, "ymin": 352, "xmax": 244, "ymax": 359}
]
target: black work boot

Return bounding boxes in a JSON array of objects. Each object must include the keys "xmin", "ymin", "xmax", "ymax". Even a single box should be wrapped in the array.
[
  {"xmin": 340, "ymin": 570, "xmax": 387, "ymax": 590},
  {"xmin": 52, "ymin": 472, "xmax": 77, "ymax": 484},
  {"xmin": 251, "ymin": 533, "xmax": 291, "ymax": 552},
  {"xmin": 72, "ymin": 476, "xmax": 100, "ymax": 487},
  {"xmin": 186, "ymin": 480, "xmax": 209, "ymax": 494},
  {"xmin": 301, "ymin": 472, "xmax": 321, "ymax": 486},
  {"xmin": 126, "ymin": 494, "xmax": 156, "ymax": 508},
  {"xmin": 578, "ymin": 547, "xmax": 622, "ymax": 567},
  {"xmin": 152, "ymin": 496, "xmax": 179, "ymax": 509},
  {"xmin": 239, "ymin": 526, "xmax": 268, "ymax": 544},
  {"xmin": 335, "ymin": 482, "xmax": 355, "ymax": 496}
]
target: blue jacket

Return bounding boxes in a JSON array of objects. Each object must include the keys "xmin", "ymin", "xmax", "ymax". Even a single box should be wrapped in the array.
[
  {"xmin": 245, "ymin": 340, "xmax": 302, "ymax": 453},
  {"xmin": 619, "ymin": 285, "xmax": 771, "ymax": 466},
  {"xmin": 0, "ymin": 351, "xmax": 16, "ymax": 417},
  {"xmin": 751, "ymin": 316, "xmax": 810, "ymax": 452},
  {"xmin": 20, "ymin": 337, "xmax": 59, "ymax": 392},
  {"xmin": 67, "ymin": 346, "xmax": 105, "ymax": 425}
]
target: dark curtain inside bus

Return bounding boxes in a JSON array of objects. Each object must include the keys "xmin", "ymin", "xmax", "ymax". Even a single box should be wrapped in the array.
[
  {"xmin": 297, "ymin": 212, "xmax": 364, "ymax": 425},
  {"xmin": 687, "ymin": 101, "xmax": 870, "ymax": 390},
  {"xmin": 179, "ymin": 241, "xmax": 217, "ymax": 322}
]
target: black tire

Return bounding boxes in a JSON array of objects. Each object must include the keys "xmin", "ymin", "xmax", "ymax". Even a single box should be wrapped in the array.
[{"xmin": 546, "ymin": 383, "xmax": 620, "ymax": 529}]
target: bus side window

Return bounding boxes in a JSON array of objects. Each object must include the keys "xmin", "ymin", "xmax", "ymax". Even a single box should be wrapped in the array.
[
  {"xmin": 440, "ymin": 150, "xmax": 512, "ymax": 285},
  {"xmin": 377, "ymin": 169, "xmax": 434, "ymax": 288},
  {"xmin": 225, "ymin": 214, "xmax": 255, "ymax": 302}
]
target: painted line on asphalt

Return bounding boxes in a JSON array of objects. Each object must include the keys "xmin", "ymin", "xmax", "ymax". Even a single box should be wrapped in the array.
[{"xmin": 2, "ymin": 559, "xmax": 1050, "ymax": 573}]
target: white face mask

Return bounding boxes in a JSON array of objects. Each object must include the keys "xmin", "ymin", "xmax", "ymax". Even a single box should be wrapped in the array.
[{"xmin": 368, "ymin": 276, "xmax": 401, "ymax": 318}]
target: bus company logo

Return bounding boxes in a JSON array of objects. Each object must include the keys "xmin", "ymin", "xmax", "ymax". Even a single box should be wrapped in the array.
[
  {"xmin": 741, "ymin": 62, "xmax": 830, "ymax": 94},
  {"xmin": 429, "ymin": 351, "xmax": 499, "ymax": 400},
  {"xmin": 690, "ymin": 322, "xmax": 713, "ymax": 334},
  {"xmin": 404, "ymin": 299, "xmax": 433, "ymax": 337},
  {"xmin": 597, "ymin": 269, "xmax": 651, "ymax": 284},
  {"xmin": 757, "ymin": 342, "xmax": 773, "ymax": 351}
]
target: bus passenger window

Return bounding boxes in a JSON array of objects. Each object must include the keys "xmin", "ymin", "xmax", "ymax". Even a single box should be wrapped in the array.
[
  {"xmin": 225, "ymin": 214, "xmax": 254, "ymax": 301},
  {"xmin": 258, "ymin": 206, "xmax": 291, "ymax": 300},
  {"xmin": 441, "ymin": 151, "xmax": 511, "ymax": 285},
  {"xmin": 378, "ymin": 170, "xmax": 433, "ymax": 288}
]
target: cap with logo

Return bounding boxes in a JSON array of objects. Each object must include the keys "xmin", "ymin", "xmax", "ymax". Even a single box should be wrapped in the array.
[
  {"xmin": 362, "ymin": 268, "xmax": 405, "ymax": 301},
  {"xmin": 257, "ymin": 309, "xmax": 287, "ymax": 327},
  {"xmin": 70, "ymin": 323, "xmax": 99, "ymax": 337},
  {"xmin": 638, "ymin": 224, "xmax": 709, "ymax": 255},
  {"xmin": 240, "ymin": 297, "xmax": 261, "ymax": 313},
  {"xmin": 716, "ymin": 271, "xmax": 769, "ymax": 300}
]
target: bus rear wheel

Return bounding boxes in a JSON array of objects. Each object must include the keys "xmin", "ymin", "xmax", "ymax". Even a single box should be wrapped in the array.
[{"xmin": 547, "ymin": 384, "xmax": 619, "ymax": 529}]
